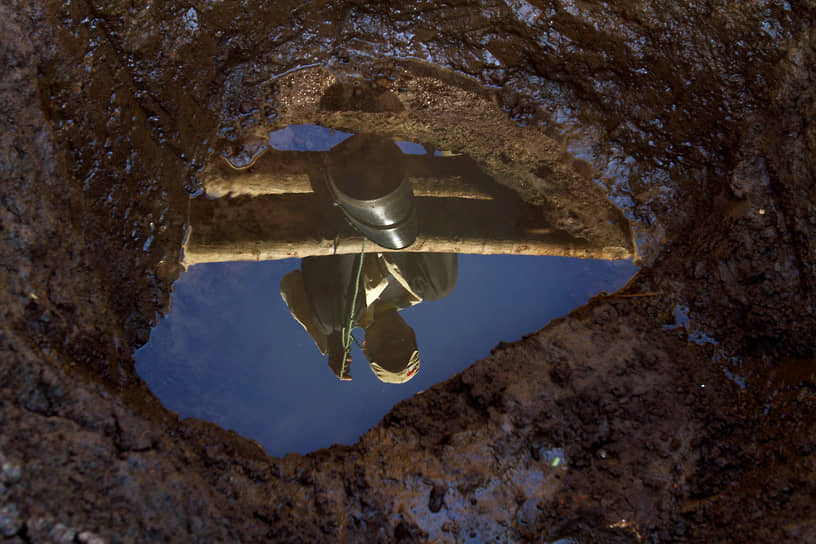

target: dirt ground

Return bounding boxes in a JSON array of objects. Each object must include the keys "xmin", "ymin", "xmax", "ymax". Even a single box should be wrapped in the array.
[{"xmin": 1, "ymin": 0, "xmax": 814, "ymax": 542}]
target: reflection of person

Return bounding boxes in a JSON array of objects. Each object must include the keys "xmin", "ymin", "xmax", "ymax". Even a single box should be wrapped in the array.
[{"xmin": 280, "ymin": 252, "xmax": 457, "ymax": 383}]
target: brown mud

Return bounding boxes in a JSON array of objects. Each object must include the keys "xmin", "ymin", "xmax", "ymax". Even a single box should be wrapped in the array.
[{"xmin": 1, "ymin": 0, "xmax": 815, "ymax": 542}]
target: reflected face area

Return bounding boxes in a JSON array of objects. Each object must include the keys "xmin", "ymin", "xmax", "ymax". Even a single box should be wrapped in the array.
[{"xmin": 363, "ymin": 308, "xmax": 420, "ymax": 384}]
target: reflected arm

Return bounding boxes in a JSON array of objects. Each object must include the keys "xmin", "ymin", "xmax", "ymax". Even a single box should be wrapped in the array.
[{"xmin": 279, "ymin": 270, "xmax": 329, "ymax": 355}]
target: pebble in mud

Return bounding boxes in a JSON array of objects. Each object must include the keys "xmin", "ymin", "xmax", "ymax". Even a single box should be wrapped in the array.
[
  {"xmin": 77, "ymin": 532, "xmax": 106, "ymax": 544},
  {"xmin": 0, "ymin": 455, "xmax": 22, "ymax": 483},
  {"xmin": 0, "ymin": 504, "xmax": 22, "ymax": 538},
  {"xmin": 428, "ymin": 484, "xmax": 446, "ymax": 513},
  {"xmin": 19, "ymin": 518, "xmax": 80, "ymax": 544}
]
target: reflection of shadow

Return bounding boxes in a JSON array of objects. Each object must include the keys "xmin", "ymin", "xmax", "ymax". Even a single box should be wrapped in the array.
[
  {"xmin": 319, "ymin": 81, "xmax": 405, "ymax": 113},
  {"xmin": 280, "ymin": 252, "xmax": 458, "ymax": 383},
  {"xmin": 184, "ymin": 130, "xmax": 636, "ymax": 266},
  {"xmin": 324, "ymin": 133, "xmax": 534, "ymax": 248}
]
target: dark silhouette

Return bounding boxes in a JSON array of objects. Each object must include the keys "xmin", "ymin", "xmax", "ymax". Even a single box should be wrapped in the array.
[{"xmin": 281, "ymin": 252, "xmax": 457, "ymax": 383}]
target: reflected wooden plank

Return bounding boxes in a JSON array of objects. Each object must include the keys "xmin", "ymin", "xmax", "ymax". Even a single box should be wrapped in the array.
[
  {"xmin": 183, "ymin": 194, "xmax": 634, "ymax": 265},
  {"xmin": 204, "ymin": 150, "xmax": 494, "ymax": 200}
]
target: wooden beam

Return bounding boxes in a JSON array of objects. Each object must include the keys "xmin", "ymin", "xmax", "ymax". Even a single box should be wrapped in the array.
[
  {"xmin": 183, "ymin": 194, "xmax": 634, "ymax": 265},
  {"xmin": 203, "ymin": 150, "xmax": 494, "ymax": 199}
]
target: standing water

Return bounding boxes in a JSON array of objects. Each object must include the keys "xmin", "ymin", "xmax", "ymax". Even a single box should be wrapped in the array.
[{"xmin": 134, "ymin": 124, "xmax": 637, "ymax": 456}]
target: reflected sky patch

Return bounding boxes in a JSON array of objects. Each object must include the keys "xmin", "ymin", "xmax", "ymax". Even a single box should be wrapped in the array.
[{"xmin": 135, "ymin": 255, "xmax": 635, "ymax": 456}]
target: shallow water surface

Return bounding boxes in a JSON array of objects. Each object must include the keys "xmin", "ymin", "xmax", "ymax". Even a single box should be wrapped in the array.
[
  {"xmin": 135, "ymin": 123, "xmax": 637, "ymax": 455},
  {"xmin": 136, "ymin": 255, "xmax": 635, "ymax": 455}
]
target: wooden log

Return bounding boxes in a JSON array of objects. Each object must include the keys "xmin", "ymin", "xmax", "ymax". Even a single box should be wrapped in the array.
[
  {"xmin": 203, "ymin": 151, "xmax": 321, "ymax": 197},
  {"xmin": 184, "ymin": 233, "xmax": 633, "ymax": 265},
  {"xmin": 183, "ymin": 194, "xmax": 634, "ymax": 265},
  {"xmin": 203, "ymin": 149, "xmax": 495, "ymax": 199}
]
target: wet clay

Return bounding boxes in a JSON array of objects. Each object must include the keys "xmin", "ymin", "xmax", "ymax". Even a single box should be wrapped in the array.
[{"xmin": 0, "ymin": 0, "xmax": 814, "ymax": 542}]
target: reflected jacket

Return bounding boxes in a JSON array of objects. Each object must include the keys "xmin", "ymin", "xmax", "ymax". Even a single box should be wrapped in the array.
[{"xmin": 279, "ymin": 252, "xmax": 458, "ymax": 355}]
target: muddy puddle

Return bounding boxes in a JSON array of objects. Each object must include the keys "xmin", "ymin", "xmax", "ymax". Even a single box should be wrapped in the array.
[
  {"xmin": 135, "ymin": 124, "xmax": 636, "ymax": 454},
  {"xmin": 4, "ymin": 1, "xmax": 812, "ymax": 541},
  {"xmin": 136, "ymin": 254, "xmax": 635, "ymax": 455}
]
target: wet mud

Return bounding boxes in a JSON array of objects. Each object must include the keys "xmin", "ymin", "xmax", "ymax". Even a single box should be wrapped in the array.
[{"xmin": 1, "ymin": 0, "xmax": 814, "ymax": 542}]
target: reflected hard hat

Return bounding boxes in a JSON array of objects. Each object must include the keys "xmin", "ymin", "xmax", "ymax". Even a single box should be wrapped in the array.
[
  {"xmin": 326, "ymin": 134, "xmax": 418, "ymax": 250},
  {"xmin": 369, "ymin": 349, "xmax": 420, "ymax": 384}
]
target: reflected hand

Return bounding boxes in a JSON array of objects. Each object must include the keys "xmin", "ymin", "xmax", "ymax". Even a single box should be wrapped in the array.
[{"xmin": 329, "ymin": 350, "xmax": 353, "ymax": 381}]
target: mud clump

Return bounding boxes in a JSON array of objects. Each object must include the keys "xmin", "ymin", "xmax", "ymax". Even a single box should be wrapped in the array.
[{"xmin": 1, "ymin": 0, "xmax": 814, "ymax": 542}]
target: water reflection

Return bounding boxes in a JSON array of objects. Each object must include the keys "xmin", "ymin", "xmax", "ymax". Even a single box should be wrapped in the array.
[
  {"xmin": 135, "ymin": 124, "xmax": 638, "ymax": 454},
  {"xmin": 281, "ymin": 252, "xmax": 457, "ymax": 382},
  {"xmin": 186, "ymin": 126, "xmax": 634, "ymax": 264},
  {"xmin": 282, "ymin": 131, "xmax": 457, "ymax": 383},
  {"xmin": 136, "ymin": 255, "xmax": 635, "ymax": 455}
]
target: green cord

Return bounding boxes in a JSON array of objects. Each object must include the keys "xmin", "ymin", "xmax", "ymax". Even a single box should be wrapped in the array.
[{"xmin": 339, "ymin": 237, "xmax": 366, "ymax": 378}]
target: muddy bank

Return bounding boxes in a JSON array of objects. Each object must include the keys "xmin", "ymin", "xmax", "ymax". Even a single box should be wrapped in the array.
[{"xmin": 1, "ymin": 0, "xmax": 814, "ymax": 542}]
